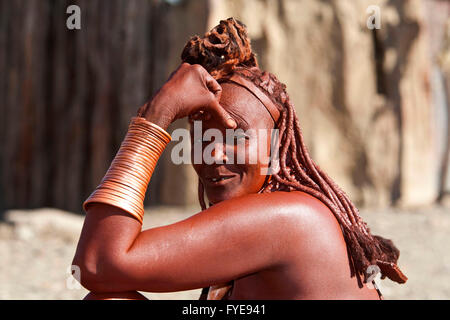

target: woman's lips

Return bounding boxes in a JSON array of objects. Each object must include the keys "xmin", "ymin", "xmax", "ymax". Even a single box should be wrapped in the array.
[{"xmin": 204, "ymin": 175, "xmax": 237, "ymax": 186}]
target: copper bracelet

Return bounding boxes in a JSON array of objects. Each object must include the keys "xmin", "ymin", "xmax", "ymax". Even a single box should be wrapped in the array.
[{"xmin": 83, "ymin": 117, "xmax": 171, "ymax": 224}]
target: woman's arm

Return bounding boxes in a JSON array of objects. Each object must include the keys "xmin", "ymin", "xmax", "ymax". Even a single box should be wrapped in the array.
[
  {"xmin": 72, "ymin": 192, "xmax": 295, "ymax": 293},
  {"xmin": 71, "ymin": 63, "xmax": 292, "ymax": 293}
]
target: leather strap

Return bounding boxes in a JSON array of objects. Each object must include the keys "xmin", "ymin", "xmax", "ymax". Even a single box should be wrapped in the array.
[{"xmin": 223, "ymin": 74, "xmax": 280, "ymax": 124}]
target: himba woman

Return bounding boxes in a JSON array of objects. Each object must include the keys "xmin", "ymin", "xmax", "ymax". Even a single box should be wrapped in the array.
[{"xmin": 73, "ymin": 18, "xmax": 407, "ymax": 300}]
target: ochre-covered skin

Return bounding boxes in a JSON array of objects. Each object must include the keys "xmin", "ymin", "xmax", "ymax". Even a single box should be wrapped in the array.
[
  {"xmin": 73, "ymin": 18, "xmax": 406, "ymax": 300},
  {"xmin": 73, "ymin": 62, "xmax": 381, "ymax": 300}
]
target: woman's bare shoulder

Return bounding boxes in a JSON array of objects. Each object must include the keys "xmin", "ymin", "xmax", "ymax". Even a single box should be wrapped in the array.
[
  {"xmin": 202, "ymin": 191, "xmax": 348, "ymax": 269},
  {"xmin": 234, "ymin": 191, "xmax": 350, "ymax": 270},
  {"xmin": 200, "ymin": 190, "xmax": 341, "ymax": 240},
  {"xmin": 213, "ymin": 190, "xmax": 335, "ymax": 220}
]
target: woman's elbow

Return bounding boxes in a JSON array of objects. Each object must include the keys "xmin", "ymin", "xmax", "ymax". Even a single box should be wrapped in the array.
[
  {"xmin": 70, "ymin": 253, "xmax": 98, "ymax": 292},
  {"xmin": 71, "ymin": 250, "xmax": 119, "ymax": 293}
]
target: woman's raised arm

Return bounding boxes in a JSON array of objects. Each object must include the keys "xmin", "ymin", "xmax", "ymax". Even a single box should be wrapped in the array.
[
  {"xmin": 72, "ymin": 192, "xmax": 297, "ymax": 293},
  {"xmin": 71, "ymin": 63, "xmax": 279, "ymax": 293}
]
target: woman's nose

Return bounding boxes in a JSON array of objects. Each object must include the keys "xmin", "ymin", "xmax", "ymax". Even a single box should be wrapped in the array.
[{"xmin": 210, "ymin": 143, "xmax": 229, "ymax": 163}]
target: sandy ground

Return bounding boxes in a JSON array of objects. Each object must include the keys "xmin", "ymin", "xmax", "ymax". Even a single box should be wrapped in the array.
[{"xmin": 1, "ymin": 204, "xmax": 449, "ymax": 300}]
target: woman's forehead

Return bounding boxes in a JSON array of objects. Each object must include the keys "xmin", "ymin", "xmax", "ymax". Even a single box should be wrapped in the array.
[{"xmin": 219, "ymin": 82, "xmax": 274, "ymax": 129}]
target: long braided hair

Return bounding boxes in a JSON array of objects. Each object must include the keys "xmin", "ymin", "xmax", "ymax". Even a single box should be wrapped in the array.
[{"xmin": 182, "ymin": 18, "xmax": 407, "ymax": 284}]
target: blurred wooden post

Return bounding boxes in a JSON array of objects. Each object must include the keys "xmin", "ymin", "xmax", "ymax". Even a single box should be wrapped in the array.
[{"xmin": 0, "ymin": 0, "xmax": 207, "ymax": 213}]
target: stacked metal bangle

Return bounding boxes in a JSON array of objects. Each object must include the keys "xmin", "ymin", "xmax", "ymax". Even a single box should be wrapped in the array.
[{"xmin": 83, "ymin": 116, "xmax": 171, "ymax": 224}]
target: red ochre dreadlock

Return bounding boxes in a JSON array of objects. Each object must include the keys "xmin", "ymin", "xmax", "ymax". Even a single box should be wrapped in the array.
[{"xmin": 182, "ymin": 17, "xmax": 407, "ymax": 285}]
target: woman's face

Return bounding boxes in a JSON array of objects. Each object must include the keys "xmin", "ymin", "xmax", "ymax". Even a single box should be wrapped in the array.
[{"xmin": 191, "ymin": 82, "xmax": 275, "ymax": 204}]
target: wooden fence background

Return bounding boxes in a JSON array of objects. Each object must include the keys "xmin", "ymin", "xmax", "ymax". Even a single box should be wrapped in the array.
[
  {"xmin": 0, "ymin": 0, "xmax": 208, "ymax": 213},
  {"xmin": 1, "ymin": 0, "xmax": 448, "ymax": 214}
]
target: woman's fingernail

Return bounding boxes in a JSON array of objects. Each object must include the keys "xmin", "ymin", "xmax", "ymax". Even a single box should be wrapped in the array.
[{"xmin": 227, "ymin": 118, "xmax": 237, "ymax": 128}]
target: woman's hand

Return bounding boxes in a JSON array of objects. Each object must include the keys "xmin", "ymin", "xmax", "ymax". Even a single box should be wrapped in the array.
[{"xmin": 138, "ymin": 63, "xmax": 237, "ymax": 130}]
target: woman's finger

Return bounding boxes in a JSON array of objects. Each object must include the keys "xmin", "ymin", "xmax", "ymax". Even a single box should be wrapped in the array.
[
  {"xmin": 204, "ymin": 72, "xmax": 222, "ymax": 100},
  {"xmin": 201, "ymin": 69, "xmax": 234, "ymax": 127},
  {"xmin": 208, "ymin": 99, "xmax": 237, "ymax": 129}
]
